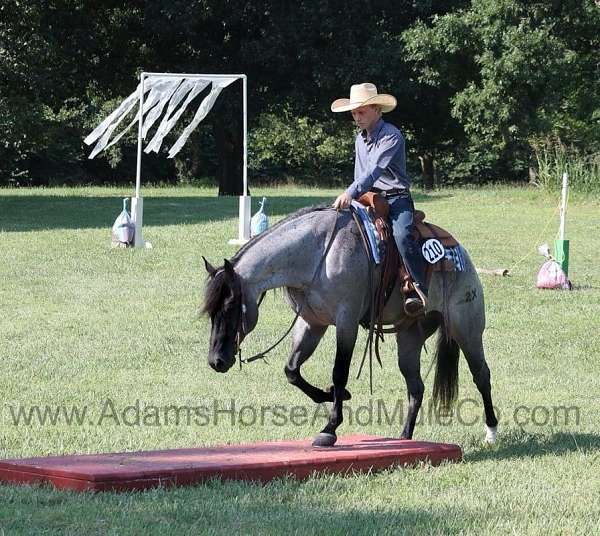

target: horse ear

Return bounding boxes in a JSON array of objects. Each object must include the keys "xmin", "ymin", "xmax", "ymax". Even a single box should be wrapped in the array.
[
  {"xmin": 202, "ymin": 256, "xmax": 217, "ymax": 277},
  {"xmin": 223, "ymin": 259, "xmax": 235, "ymax": 277}
]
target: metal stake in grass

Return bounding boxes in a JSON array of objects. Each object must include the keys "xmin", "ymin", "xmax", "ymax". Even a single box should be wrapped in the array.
[{"xmin": 554, "ymin": 172, "xmax": 570, "ymax": 276}]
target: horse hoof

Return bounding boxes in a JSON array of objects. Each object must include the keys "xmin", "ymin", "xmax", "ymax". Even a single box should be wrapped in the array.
[
  {"xmin": 312, "ymin": 433, "xmax": 337, "ymax": 447},
  {"xmin": 485, "ymin": 425, "xmax": 497, "ymax": 445}
]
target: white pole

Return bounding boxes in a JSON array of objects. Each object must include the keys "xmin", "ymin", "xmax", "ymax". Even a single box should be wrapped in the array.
[
  {"xmin": 229, "ymin": 75, "xmax": 251, "ymax": 245},
  {"xmin": 243, "ymin": 75, "xmax": 248, "ymax": 197},
  {"xmin": 559, "ymin": 172, "xmax": 568, "ymax": 241},
  {"xmin": 131, "ymin": 72, "xmax": 146, "ymax": 247},
  {"xmin": 135, "ymin": 72, "xmax": 145, "ymax": 198},
  {"xmin": 142, "ymin": 72, "xmax": 244, "ymax": 79}
]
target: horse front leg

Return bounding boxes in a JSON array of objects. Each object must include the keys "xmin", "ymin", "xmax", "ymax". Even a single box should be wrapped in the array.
[
  {"xmin": 312, "ymin": 318, "xmax": 358, "ymax": 447},
  {"xmin": 285, "ymin": 317, "xmax": 351, "ymax": 404}
]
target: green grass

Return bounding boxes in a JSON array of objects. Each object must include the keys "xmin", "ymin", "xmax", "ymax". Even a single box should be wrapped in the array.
[{"xmin": 0, "ymin": 185, "xmax": 599, "ymax": 535}]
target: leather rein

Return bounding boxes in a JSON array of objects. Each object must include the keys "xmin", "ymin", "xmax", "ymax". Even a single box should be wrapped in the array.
[{"xmin": 230, "ymin": 204, "xmax": 417, "ymax": 394}]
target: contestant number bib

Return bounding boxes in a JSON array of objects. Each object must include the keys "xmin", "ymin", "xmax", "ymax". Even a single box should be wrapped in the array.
[{"xmin": 422, "ymin": 239, "xmax": 445, "ymax": 264}]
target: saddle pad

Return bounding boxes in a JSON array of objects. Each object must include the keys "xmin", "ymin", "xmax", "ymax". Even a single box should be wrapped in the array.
[
  {"xmin": 438, "ymin": 244, "xmax": 466, "ymax": 272},
  {"xmin": 351, "ymin": 201, "xmax": 382, "ymax": 264}
]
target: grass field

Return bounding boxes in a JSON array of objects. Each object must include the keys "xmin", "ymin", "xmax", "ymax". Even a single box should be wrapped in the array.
[{"xmin": 0, "ymin": 185, "xmax": 599, "ymax": 535}]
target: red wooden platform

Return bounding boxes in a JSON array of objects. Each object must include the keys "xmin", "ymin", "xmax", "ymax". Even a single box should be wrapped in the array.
[{"xmin": 0, "ymin": 435, "xmax": 461, "ymax": 492}]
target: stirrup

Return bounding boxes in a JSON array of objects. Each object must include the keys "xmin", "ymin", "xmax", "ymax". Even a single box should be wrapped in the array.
[
  {"xmin": 404, "ymin": 285, "xmax": 427, "ymax": 317},
  {"xmin": 404, "ymin": 297, "xmax": 425, "ymax": 317}
]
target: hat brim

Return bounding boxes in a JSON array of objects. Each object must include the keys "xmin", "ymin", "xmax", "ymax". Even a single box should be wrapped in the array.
[{"xmin": 331, "ymin": 94, "xmax": 397, "ymax": 113}]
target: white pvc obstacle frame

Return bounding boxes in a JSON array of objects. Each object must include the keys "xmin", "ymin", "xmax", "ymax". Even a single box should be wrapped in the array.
[{"xmin": 130, "ymin": 72, "xmax": 250, "ymax": 248}]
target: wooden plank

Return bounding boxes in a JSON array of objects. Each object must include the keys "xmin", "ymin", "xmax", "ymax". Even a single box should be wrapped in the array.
[{"xmin": 0, "ymin": 435, "xmax": 462, "ymax": 492}]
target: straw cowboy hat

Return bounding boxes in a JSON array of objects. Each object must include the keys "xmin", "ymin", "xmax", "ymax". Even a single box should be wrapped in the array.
[{"xmin": 331, "ymin": 83, "xmax": 397, "ymax": 113}]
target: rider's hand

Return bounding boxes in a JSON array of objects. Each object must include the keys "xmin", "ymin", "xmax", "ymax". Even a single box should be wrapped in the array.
[{"xmin": 333, "ymin": 192, "xmax": 352, "ymax": 210}]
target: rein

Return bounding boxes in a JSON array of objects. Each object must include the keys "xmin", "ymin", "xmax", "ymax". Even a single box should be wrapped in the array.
[
  {"xmin": 350, "ymin": 208, "xmax": 383, "ymax": 395},
  {"xmin": 236, "ymin": 209, "xmax": 340, "ymax": 368}
]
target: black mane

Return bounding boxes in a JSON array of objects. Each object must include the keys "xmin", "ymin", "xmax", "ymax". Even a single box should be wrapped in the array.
[{"xmin": 201, "ymin": 269, "xmax": 231, "ymax": 317}]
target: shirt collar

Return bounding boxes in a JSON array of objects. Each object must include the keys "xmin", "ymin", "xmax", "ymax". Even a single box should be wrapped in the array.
[{"xmin": 361, "ymin": 118, "xmax": 385, "ymax": 144}]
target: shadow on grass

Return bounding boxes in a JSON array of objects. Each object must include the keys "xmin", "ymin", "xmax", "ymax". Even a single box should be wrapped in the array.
[
  {"xmin": 0, "ymin": 192, "xmax": 447, "ymax": 232},
  {"xmin": 466, "ymin": 429, "xmax": 600, "ymax": 463},
  {"xmin": 0, "ymin": 477, "xmax": 488, "ymax": 535}
]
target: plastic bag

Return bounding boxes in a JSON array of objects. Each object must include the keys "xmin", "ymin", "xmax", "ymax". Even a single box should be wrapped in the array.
[
  {"xmin": 251, "ymin": 197, "xmax": 269, "ymax": 237},
  {"xmin": 536, "ymin": 259, "xmax": 571, "ymax": 290},
  {"xmin": 111, "ymin": 198, "xmax": 134, "ymax": 246}
]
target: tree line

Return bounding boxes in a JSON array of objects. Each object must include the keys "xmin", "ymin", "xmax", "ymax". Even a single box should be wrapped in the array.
[{"xmin": 1, "ymin": 0, "xmax": 598, "ymax": 192}]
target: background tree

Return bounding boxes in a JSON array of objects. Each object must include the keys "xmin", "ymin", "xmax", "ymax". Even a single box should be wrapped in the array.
[
  {"xmin": 403, "ymin": 0, "xmax": 600, "ymax": 183},
  {"xmin": 1, "ymin": 0, "xmax": 598, "ymax": 189}
]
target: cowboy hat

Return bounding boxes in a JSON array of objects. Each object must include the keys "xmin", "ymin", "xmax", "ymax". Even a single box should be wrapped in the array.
[{"xmin": 331, "ymin": 83, "xmax": 397, "ymax": 113}]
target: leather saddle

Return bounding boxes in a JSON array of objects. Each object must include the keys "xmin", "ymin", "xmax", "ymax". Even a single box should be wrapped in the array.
[{"xmin": 356, "ymin": 192, "xmax": 459, "ymax": 300}]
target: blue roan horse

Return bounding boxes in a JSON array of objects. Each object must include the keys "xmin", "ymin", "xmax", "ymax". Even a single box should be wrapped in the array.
[{"xmin": 202, "ymin": 206, "xmax": 498, "ymax": 447}]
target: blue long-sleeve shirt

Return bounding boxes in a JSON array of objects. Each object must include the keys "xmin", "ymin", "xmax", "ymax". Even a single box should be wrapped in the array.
[{"xmin": 345, "ymin": 118, "xmax": 411, "ymax": 199}]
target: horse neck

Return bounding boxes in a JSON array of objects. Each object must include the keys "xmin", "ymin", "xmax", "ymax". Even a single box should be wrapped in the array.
[{"xmin": 234, "ymin": 212, "xmax": 331, "ymax": 299}]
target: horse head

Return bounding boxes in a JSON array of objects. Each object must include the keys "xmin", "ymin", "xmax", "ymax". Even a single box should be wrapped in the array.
[{"xmin": 201, "ymin": 257, "xmax": 257, "ymax": 373}]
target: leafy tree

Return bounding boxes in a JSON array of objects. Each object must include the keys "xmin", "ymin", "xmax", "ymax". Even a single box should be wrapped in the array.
[
  {"xmin": 1, "ymin": 0, "xmax": 597, "ymax": 188},
  {"xmin": 403, "ymin": 0, "xmax": 600, "ymax": 183}
]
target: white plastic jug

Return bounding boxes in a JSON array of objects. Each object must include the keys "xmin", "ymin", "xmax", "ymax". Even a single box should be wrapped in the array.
[
  {"xmin": 111, "ymin": 198, "xmax": 134, "ymax": 245},
  {"xmin": 251, "ymin": 197, "xmax": 269, "ymax": 237}
]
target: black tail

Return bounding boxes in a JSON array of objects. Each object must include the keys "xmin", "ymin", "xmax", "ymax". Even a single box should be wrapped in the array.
[{"xmin": 432, "ymin": 324, "xmax": 460, "ymax": 416}]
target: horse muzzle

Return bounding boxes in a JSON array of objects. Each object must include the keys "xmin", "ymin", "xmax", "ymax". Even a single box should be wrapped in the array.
[{"xmin": 209, "ymin": 353, "xmax": 235, "ymax": 373}]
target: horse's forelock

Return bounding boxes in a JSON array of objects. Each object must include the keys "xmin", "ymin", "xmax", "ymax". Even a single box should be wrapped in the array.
[{"xmin": 201, "ymin": 270, "xmax": 231, "ymax": 316}]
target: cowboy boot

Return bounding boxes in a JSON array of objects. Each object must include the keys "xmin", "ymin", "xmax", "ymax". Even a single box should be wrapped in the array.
[{"xmin": 399, "ymin": 265, "xmax": 427, "ymax": 317}]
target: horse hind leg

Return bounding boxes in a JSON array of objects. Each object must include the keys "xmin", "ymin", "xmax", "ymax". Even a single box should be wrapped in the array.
[
  {"xmin": 396, "ymin": 315, "xmax": 440, "ymax": 440},
  {"xmin": 284, "ymin": 318, "xmax": 350, "ymax": 404},
  {"xmin": 462, "ymin": 337, "xmax": 498, "ymax": 444},
  {"xmin": 450, "ymin": 322, "xmax": 499, "ymax": 444}
]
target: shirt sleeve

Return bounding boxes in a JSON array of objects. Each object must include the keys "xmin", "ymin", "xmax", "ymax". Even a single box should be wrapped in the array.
[{"xmin": 346, "ymin": 132, "xmax": 404, "ymax": 199}]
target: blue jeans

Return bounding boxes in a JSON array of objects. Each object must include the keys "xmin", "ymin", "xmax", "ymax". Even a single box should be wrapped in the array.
[{"xmin": 388, "ymin": 194, "xmax": 428, "ymax": 295}]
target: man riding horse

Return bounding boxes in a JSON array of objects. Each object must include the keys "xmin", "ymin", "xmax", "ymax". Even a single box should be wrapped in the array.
[
  {"xmin": 331, "ymin": 83, "xmax": 427, "ymax": 317},
  {"xmin": 201, "ymin": 82, "xmax": 498, "ymax": 448}
]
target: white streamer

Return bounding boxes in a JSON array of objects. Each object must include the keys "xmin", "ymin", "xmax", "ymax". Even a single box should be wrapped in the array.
[
  {"xmin": 144, "ymin": 79, "xmax": 210, "ymax": 154},
  {"xmin": 84, "ymin": 77, "xmax": 161, "ymax": 148},
  {"xmin": 167, "ymin": 78, "xmax": 237, "ymax": 158},
  {"xmin": 85, "ymin": 75, "xmax": 236, "ymax": 159},
  {"xmin": 103, "ymin": 79, "xmax": 180, "ymax": 152},
  {"xmin": 142, "ymin": 79, "xmax": 182, "ymax": 138}
]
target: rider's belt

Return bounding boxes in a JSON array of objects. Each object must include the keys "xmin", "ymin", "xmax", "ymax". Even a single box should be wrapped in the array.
[{"xmin": 370, "ymin": 188, "xmax": 408, "ymax": 199}]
